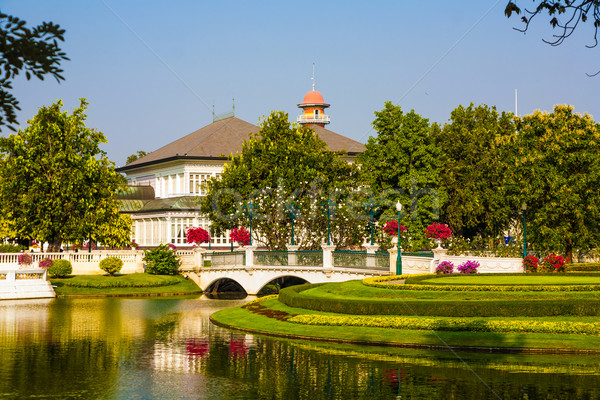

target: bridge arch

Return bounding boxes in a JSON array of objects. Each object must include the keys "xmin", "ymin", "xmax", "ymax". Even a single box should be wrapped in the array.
[
  {"xmin": 256, "ymin": 275, "xmax": 310, "ymax": 296},
  {"xmin": 204, "ymin": 277, "xmax": 246, "ymax": 294}
]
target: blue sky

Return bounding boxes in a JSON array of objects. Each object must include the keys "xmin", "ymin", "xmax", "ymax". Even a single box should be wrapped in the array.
[{"xmin": 5, "ymin": 1, "xmax": 599, "ymax": 166}]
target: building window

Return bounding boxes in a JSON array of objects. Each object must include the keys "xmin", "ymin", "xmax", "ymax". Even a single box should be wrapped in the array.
[{"xmin": 189, "ymin": 174, "xmax": 211, "ymax": 196}]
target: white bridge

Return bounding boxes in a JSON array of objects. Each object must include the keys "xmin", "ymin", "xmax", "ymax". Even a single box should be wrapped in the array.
[{"xmin": 189, "ymin": 265, "xmax": 388, "ymax": 295}]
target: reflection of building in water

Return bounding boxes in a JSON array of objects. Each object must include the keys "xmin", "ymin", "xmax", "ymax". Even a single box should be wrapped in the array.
[{"xmin": 0, "ymin": 299, "xmax": 53, "ymax": 343}]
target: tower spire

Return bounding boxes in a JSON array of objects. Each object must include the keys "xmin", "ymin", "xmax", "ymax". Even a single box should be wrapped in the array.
[{"xmin": 311, "ymin": 63, "xmax": 315, "ymax": 91}]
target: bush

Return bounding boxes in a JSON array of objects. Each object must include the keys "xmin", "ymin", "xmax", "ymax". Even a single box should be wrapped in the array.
[
  {"xmin": 0, "ymin": 243, "xmax": 26, "ymax": 252},
  {"xmin": 279, "ymin": 283, "xmax": 600, "ymax": 317},
  {"xmin": 539, "ymin": 254, "xmax": 566, "ymax": 273},
  {"xmin": 457, "ymin": 260, "xmax": 479, "ymax": 274},
  {"xmin": 565, "ymin": 262, "xmax": 600, "ymax": 272},
  {"xmin": 523, "ymin": 255, "xmax": 539, "ymax": 273},
  {"xmin": 48, "ymin": 259, "xmax": 72, "ymax": 278},
  {"xmin": 435, "ymin": 261, "xmax": 454, "ymax": 274},
  {"xmin": 99, "ymin": 257, "xmax": 124, "ymax": 276},
  {"xmin": 143, "ymin": 244, "xmax": 181, "ymax": 275},
  {"xmin": 38, "ymin": 257, "xmax": 54, "ymax": 269}
]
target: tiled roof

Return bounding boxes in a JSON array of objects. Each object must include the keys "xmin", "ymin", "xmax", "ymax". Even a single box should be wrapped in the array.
[
  {"xmin": 117, "ymin": 116, "xmax": 364, "ymax": 172},
  {"xmin": 116, "ymin": 185, "xmax": 156, "ymax": 200}
]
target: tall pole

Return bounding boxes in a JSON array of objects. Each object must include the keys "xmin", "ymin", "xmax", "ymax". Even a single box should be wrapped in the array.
[
  {"xmin": 396, "ymin": 201, "xmax": 403, "ymax": 275},
  {"xmin": 522, "ymin": 202, "xmax": 527, "ymax": 258}
]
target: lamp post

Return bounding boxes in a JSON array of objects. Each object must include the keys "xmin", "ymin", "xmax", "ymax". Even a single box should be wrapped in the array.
[
  {"xmin": 363, "ymin": 200, "xmax": 379, "ymax": 246},
  {"xmin": 522, "ymin": 202, "xmax": 527, "ymax": 258},
  {"xmin": 243, "ymin": 202, "xmax": 258, "ymax": 246},
  {"xmin": 229, "ymin": 212, "xmax": 235, "ymax": 252},
  {"xmin": 320, "ymin": 199, "xmax": 336, "ymax": 246},
  {"xmin": 396, "ymin": 200, "xmax": 403, "ymax": 275},
  {"xmin": 286, "ymin": 203, "xmax": 299, "ymax": 246}
]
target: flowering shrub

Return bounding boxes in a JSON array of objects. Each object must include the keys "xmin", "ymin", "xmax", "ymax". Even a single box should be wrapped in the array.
[
  {"xmin": 523, "ymin": 255, "xmax": 539, "ymax": 273},
  {"xmin": 186, "ymin": 227, "xmax": 210, "ymax": 244},
  {"xmin": 425, "ymin": 223, "xmax": 453, "ymax": 239},
  {"xmin": 38, "ymin": 257, "xmax": 54, "ymax": 269},
  {"xmin": 17, "ymin": 253, "xmax": 33, "ymax": 266},
  {"xmin": 130, "ymin": 241, "xmax": 139, "ymax": 249},
  {"xmin": 539, "ymin": 254, "xmax": 566, "ymax": 273},
  {"xmin": 457, "ymin": 260, "xmax": 479, "ymax": 274},
  {"xmin": 230, "ymin": 227, "xmax": 250, "ymax": 245},
  {"xmin": 168, "ymin": 243, "xmax": 177, "ymax": 250},
  {"xmin": 435, "ymin": 261, "xmax": 454, "ymax": 274},
  {"xmin": 382, "ymin": 221, "xmax": 407, "ymax": 236}
]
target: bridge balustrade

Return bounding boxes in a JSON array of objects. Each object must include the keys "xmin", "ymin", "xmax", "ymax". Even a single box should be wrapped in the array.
[
  {"xmin": 333, "ymin": 250, "xmax": 390, "ymax": 271},
  {"xmin": 210, "ymin": 251, "xmax": 245, "ymax": 267},
  {"xmin": 253, "ymin": 250, "xmax": 324, "ymax": 267}
]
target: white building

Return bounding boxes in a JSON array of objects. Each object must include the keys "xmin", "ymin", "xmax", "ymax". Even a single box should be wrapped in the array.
[{"xmin": 116, "ymin": 89, "xmax": 365, "ymax": 248}]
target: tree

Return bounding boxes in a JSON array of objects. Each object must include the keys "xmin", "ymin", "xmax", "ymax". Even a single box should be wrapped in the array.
[
  {"xmin": 505, "ymin": 1, "xmax": 600, "ymax": 48},
  {"xmin": 0, "ymin": 13, "xmax": 68, "ymax": 131},
  {"xmin": 126, "ymin": 150, "xmax": 147, "ymax": 165},
  {"xmin": 436, "ymin": 104, "xmax": 517, "ymax": 239},
  {"xmin": 201, "ymin": 111, "xmax": 362, "ymax": 250},
  {"xmin": 0, "ymin": 99, "xmax": 130, "ymax": 251},
  {"xmin": 503, "ymin": 105, "xmax": 600, "ymax": 260},
  {"xmin": 358, "ymin": 102, "xmax": 445, "ymax": 250}
]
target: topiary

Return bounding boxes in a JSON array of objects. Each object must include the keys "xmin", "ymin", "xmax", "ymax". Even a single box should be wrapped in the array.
[
  {"xmin": 99, "ymin": 257, "xmax": 123, "ymax": 276},
  {"xmin": 48, "ymin": 259, "xmax": 72, "ymax": 278},
  {"xmin": 143, "ymin": 244, "xmax": 181, "ymax": 275}
]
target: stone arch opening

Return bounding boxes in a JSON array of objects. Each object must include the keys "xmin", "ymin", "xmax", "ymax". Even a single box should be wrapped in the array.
[
  {"xmin": 256, "ymin": 276, "xmax": 309, "ymax": 296},
  {"xmin": 204, "ymin": 278, "xmax": 247, "ymax": 299}
]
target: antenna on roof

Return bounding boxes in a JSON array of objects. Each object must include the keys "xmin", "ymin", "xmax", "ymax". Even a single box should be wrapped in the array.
[
  {"xmin": 232, "ymin": 96, "xmax": 235, "ymax": 116},
  {"xmin": 311, "ymin": 63, "xmax": 315, "ymax": 91},
  {"xmin": 212, "ymin": 104, "xmax": 215, "ymax": 121}
]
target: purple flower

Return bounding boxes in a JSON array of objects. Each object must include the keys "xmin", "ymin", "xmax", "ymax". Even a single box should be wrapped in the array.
[
  {"xmin": 435, "ymin": 261, "xmax": 454, "ymax": 274},
  {"xmin": 457, "ymin": 260, "xmax": 479, "ymax": 274}
]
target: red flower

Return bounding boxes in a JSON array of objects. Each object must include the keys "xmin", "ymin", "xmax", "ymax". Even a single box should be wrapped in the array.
[
  {"xmin": 186, "ymin": 227, "xmax": 211, "ymax": 244},
  {"xmin": 230, "ymin": 227, "xmax": 250, "ymax": 245},
  {"xmin": 424, "ymin": 223, "xmax": 453, "ymax": 239},
  {"xmin": 383, "ymin": 221, "xmax": 407, "ymax": 236}
]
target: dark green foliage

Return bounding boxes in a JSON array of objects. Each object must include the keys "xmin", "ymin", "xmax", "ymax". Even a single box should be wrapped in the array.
[
  {"xmin": 358, "ymin": 102, "xmax": 445, "ymax": 250},
  {"xmin": 0, "ymin": 243, "xmax": 26, "ymax": 252},
  {"xmin": 436, "ymin": 104, "xmax": 516, "ymax": 239},
  {"xmin": 98, "ymin": 256, "xmax": 123, "ymax": 276},
  {"xmin": 0, "ymin": 99, "xmax": 130, "ymax": 252},
  {"xmin": 47, "ymin": 259, "xmax": 72, "ymax": 278},
  {"xmin": 279, "ymin": 283, "xmax": 600, "ymax": 317},
  {"xmin": 126, "ymin": 150, "xmax": 147, "ymax": 165},
  {"xmin": 143, "ymin": 244, "xmax": 181, "ymax": 275},
  {"xmin": 0, "ymin": 12, "xmax": 69, "ymax": 131}
]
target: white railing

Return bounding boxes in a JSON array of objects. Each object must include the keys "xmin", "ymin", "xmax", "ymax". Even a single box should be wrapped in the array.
[{"xmin": 296, "ymin": 115, "xmax": 330, "ymax": 124}]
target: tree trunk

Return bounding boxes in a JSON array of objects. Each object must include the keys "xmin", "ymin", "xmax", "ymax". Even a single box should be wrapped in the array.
[{"xmin": 47, "ymin": 238, "xmax": 62, "ymax": 253}]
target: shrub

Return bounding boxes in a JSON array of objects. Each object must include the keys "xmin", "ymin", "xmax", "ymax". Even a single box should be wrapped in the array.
[
  {"xmin": 565, "ymin": 263, "xmax": 600, "ymax": 272},
  {"xmin": 457, "ymin": 260, "xmax": 479, "ymax": 274},
  {"xmin": 0, "ymin": 243, "xmax": 26, "ymax": 253},
  {"xmin": 17, "ymin": 253, "xmax": 33, "ymax": 266},
  {"xmin": 48, "ymin": 259, "xmax": 72, "ymax": 278},
  {"xmin": 523, "ymin": 255, "xmax": 539, "ymax": 273},
  {"xmin": 38, "ymin": 257, "xmax": 54, "ymax": 269},
  {"xmin": 143, "ymin": 244, "xmax": 181, "ymax": 275},
  {"xmin": 539, "ymin": 254, "xmax": 566, "ymax": 273},
  {"xmin": 99, "ymin": 257, "xmax": 124, "ymax": 276},
  {"xmin": 435, "ymin": 261, "xmax": 454, "ymax": 274},
  {"xmin": 383, "ymin": 221, "xmax": 408, "ymax": 236},
  {"xmin": 230, "ymin": 227, "xmax": 250, "ymax": 245}
]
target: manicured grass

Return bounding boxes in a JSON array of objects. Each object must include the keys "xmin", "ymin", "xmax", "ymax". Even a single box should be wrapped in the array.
[
  {"xmin": 425, "ymin": 275, "xmax": 600, "ymax": 285},
  {"xmin": 51, "ymin": 273, "xmax": 202, "ymax": 296},
  {"xmin": 212, "ymin": 298, "xmax": 600, "ymax": 352},
  {"xmin": 212, "ymin": 275, "xmax": 600, "ymax": 352},
  {"xmin": 302, "ymin": 280, "xmax": 600, "ymax": 300}
]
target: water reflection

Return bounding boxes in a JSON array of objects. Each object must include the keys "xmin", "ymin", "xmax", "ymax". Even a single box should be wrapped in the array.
[{"xmin": 0, "ymin": 297, "xmax": 598, "ymax": 399}]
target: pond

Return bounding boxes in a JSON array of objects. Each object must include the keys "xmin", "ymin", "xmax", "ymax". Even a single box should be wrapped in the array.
[{"xmin": 0, "ymin": 296, "xmax": 598, "ymax": 399}]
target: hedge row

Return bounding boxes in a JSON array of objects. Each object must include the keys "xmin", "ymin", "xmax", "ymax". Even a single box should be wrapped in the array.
[
  {"xmin": 288, "ymin": 314, "xmax": 600, "ymax": 335},
  {"xmin": 278, "ymin": 284, "xmax": 600, "ymax": 317},
  {"xmin": 565, "ymin": 263, "xmax": 600, "ymax": 272},
  {"xmin": 61, "ymin": 275, "xmax": 182, "ymax": 288},
  {"xmin": 363, "ymin": 274, "xmax": 600, "ymax": 292}
]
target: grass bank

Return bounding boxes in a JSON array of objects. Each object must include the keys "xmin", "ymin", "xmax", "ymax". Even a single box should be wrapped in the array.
[
  {"xmin": 51, "ymin": 273, "xmax": 202, "ymax": 297},
  {"xmin": 211, "ymin": 275, "xmax": 600, "ymax": 353}
]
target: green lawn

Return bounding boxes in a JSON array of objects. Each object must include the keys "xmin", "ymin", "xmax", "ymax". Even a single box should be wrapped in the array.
[
  {"xmin": 212, "ymin": 298, "xmax": 600, "ymax": 352},
  {"xmin": 51, "ymin": 273, "xmax": 202, "ymax": 296},
  {"xmin": 424, "ymin": 275, "xmax": 600, "ymax": 285},
  {"xmin": 302, "ymin": 280, "xmax": 600, "ymax": 300}
]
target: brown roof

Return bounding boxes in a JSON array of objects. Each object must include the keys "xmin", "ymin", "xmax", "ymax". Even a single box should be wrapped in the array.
[{"xmin": 117, "ymin": 116, "xmax": 364, "ymax": 172}]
